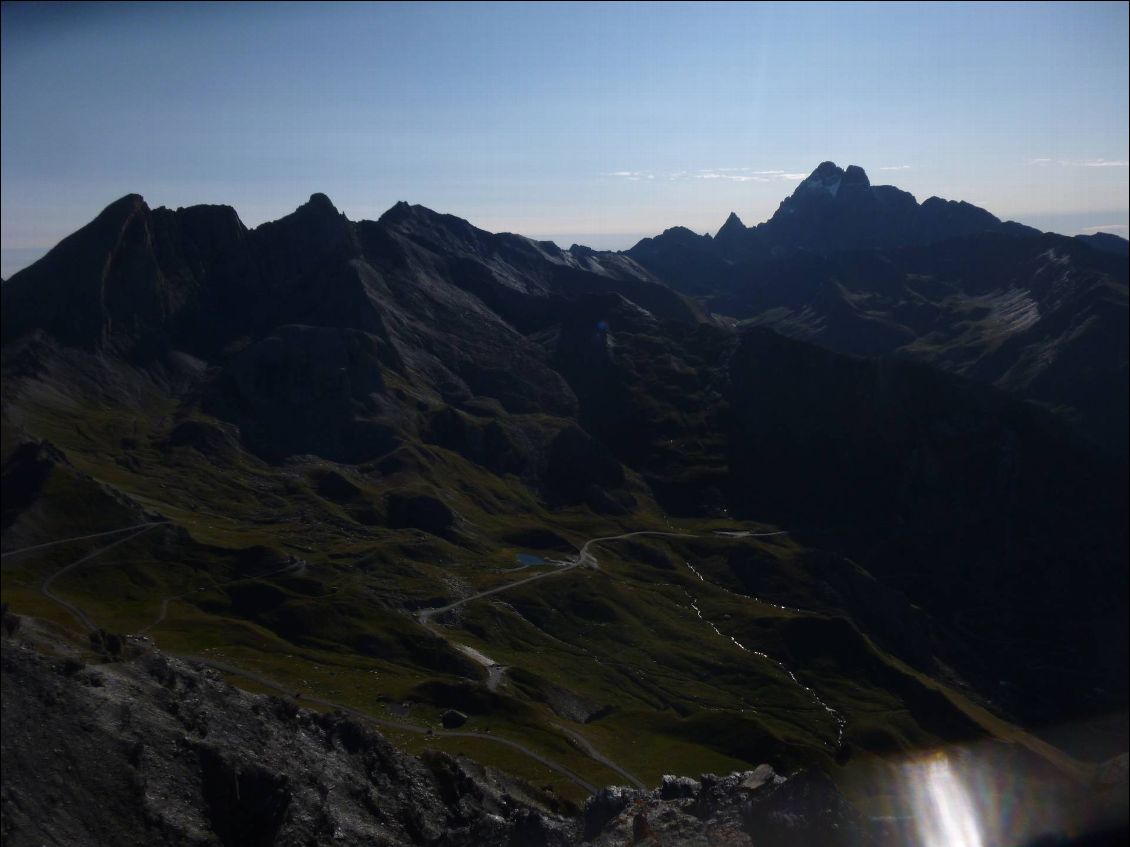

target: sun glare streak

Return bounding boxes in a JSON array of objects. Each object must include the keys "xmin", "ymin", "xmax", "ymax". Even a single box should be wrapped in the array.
[{"xmin": 906, "ymin": 753, "xmax": 984, "ymax": 847}]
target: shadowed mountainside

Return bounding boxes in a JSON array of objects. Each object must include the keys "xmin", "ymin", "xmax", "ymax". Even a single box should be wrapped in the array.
[
  {"xmin": 623, "ymin": 162, "xmax": 1129, "ymax": 457},
  {"xmin": 1, "ymin": 178, "xmax": 1126, "ymax": 843}
]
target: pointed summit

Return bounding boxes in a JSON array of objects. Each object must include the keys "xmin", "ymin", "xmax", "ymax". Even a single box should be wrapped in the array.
[
  {"xmin": 377, "ymin": 200, "xmax": 418, "ymax": 226},
  {"xmin": 810, "ymin": 161, "xmax": 843, "ymax": 180},
  {"xmin": 794, "ymin": 161, "xmax": 846, "ymax": 197},
  {"xmin": 1, "ymin": 192, "xmax": 164, "ymax": 348},
  {"xmin": 252, "ymin": 192, "xmax": 358, "ymax": 267},
  {"xmin": 719, "ymin": 211, "xmax": 745, "ymax": 232},
  {"xmin": 5, "ymin": 192, "xmax": 152, "ymax": 290},
  {"xmin": 756, "ymin": 161, "xmax": 1008, "ymax": 252},
  {"xmin": 296, "ymin": 192, "xmax": 341, "ymax": 217},
  {"xmin": 716, "ymin": 212, "xmax": 747, "ymax": 246},
  {"xmin": 794, "ymin": 162, "xmax": 869, "ymax": 192},
  {"xmin": 101, "ymin": 193, "xmax": 149, "ymax": 218},
  {"xmin": 261, "ymin": 193, "xmax": 351, "ymax": 233}
]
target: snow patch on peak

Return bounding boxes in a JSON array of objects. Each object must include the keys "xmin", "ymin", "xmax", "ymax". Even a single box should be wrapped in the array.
[
  {"xmin": 802, "ymin": 175, "xmax": 842, "ymax": 197},
  {"xmin": 797, "ymin": 162, "xmax": 845, "ymax": 197}
]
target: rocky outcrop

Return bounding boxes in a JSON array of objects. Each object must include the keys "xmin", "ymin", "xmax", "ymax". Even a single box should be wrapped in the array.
[
  {"xmin": 0, "ymin": 634, "xmax": 576, "ymax": 847},
  {"xmin": 581, "ymin": 767, "xmax": 866, "ymax": 847},
  {"xmin": 1, "ymin": 633, "xmax": 886, "ymax": 847}
]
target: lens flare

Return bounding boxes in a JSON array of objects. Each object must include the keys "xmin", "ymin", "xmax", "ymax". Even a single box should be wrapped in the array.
[{"xmin": 904, "ymin": 751, "xmax": 984, "ymax": 847}]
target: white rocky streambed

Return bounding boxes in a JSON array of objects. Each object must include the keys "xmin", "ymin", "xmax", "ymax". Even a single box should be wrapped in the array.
[{"xmin": 681, "ymin": 560, "xmax": 846, "ymax": 748}]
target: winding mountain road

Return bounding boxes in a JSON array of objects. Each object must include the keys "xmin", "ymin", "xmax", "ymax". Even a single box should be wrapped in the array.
[
  {"xmin": 412, "ymin": 529, "xmax": 701, "ymax": 789},
  {"xmin": 413, "ymin": 526, "xmax": 844, "ymax": 753},
  {"xmin": 2, "ymin": 521, "xmax": 167, "ymax": 561},
  {"xmin": 37, "ymin": 523, "xmax": 166, "ymax": 632},
  {"xmin": 28, "ymin": 519, "xmax": 840, "ymax": 796},
  {"xmin": 552, "ymin": 723, "xmax": 646, "ymax": 791},
  {"xmin": 417, "ymin": 529, "xmax": 699, "ymax": 624},
  {"xmin": 23, "ymin": 522, "xmax": 620, "ymax": 794}
]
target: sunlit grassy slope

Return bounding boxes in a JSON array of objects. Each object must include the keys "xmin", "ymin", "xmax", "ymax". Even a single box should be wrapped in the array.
[{"xmin": 0, "ymin": 389, "xmax": 1088, "ymax": 796}]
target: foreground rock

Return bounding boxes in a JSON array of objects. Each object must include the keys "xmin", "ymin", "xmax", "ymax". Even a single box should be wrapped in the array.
[
  {"xmin": 0, "ymin": 633, "xmax": 574, "ymax": 847},
  {"xmin": 1, "ymin": 630, "xmax": 881, "ymax": 846},
  {"xmin": 582, "ymin": 768, "xmax": 864, "ymax": 847}
]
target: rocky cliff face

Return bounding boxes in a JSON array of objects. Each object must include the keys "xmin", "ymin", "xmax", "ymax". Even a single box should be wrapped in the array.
[
  {"xmin": 0, "ymin": 627, "xmax": 570, "ymax": 847},
  {"xmin": 0, "ymin": 629, "xmax": 877, "ymax": 847}
]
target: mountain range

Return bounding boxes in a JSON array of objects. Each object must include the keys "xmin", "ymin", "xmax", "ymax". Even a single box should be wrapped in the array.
[
  {"xmin": 626, "ymin": 162, "xmax": 1129, "ymax": 457},
  {"xmin": 2, "ymin": 163, "xmax": 1127, "ymax": 844}
]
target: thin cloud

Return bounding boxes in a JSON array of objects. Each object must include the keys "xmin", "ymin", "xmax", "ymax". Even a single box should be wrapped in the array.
[
  {"xmin": 878, "ymin": 164, "xmax": 913, "ymax": 171},
  {"xmin": 604, "ymin": 171, "xmax": 654, "ymax": 180},
  {"xmin": 695, "ymin": 171, "xmax": 770, "ymax": 182},
  {"xmin": 1078, "ymin": 223, "xmax": 1129, "ymax": 234},
  {"xmin": 606, "ymin": 167, "xmax": 810, "ymax": 184},
  {"xmin": 1026, "ymin": 157, "xmax": 1128, "ymax": 167},
  {"xmin": 692, "ymin": 168, "xmax": 805, "ymax": 183}
]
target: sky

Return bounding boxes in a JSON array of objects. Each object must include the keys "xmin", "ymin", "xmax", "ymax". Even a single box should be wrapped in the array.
[{"xmin": 2, "ymin": 1, "xmax": 1127, "ymax": 277}]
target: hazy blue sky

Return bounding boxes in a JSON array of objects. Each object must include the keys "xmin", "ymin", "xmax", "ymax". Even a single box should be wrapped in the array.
[{"xmin": 2, "ymin": 1, "xmax": 1127, "ymax": 276}]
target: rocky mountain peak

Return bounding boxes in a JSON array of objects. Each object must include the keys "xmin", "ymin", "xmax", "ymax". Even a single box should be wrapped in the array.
[
  {"xmin": 717, "ymin": 211, "xmax": 746, "ymax": 236},
  {"xmin": 257, "ymin": 192, "xmax": 356, "ymax": 254},
  {"xmin": 792, "ymin": 162, "xmax": 873, "ymax": 199},
  {"xmin": 660, "ymin": 225, "xmax": 708, "ymax": 242},
  {"xmin": 376, "ymin": 200, "xmax": 419, "ymax": 227},
  {"xmin": 794, "ymin": 161, "xmax": 846, "ymax": 197},
  {"xmin": 295, "ymin": 192, "xmax": 342, "ymax": 218},
  {"xmin": 171, "ymin": 203, "xmax": 247, "ymax": 245},
  {"xmin": 809, "ymin": 161, "xmax": 843, "ymax": 180},
  {"xmin": 103, "ymin": 193, "xmax": 149, "ymax": 216},
  {"xmin": 53, "ymin": 193, "xmax": 153, "ymax": 245},
  {"xmin": 842, "ymin": 164, "xmax": 870, "ymax": 189}
]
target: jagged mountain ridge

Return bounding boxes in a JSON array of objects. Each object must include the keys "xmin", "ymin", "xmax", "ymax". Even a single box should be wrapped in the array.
[
  {"xmin": 0, "ymin": 190, "xmax": 696, "ymax": 387},
  {"xmin": 1, "ymin": 192, "xmax": 696, "ymax": 473},
  {"xmin": 621, "ymin": 162, "xmax": 1129, "ymax": 456},
  {"xmin": 628, "ymin": 160, "xmax": 1044, "ymax": 286},
  {"xmin": 1, "ymin": 181, "xmax": 1127, "ymax": 843},
  {"xmin": 724, "ymin": 160, "xmax": 1041, "ymax": 255}
]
